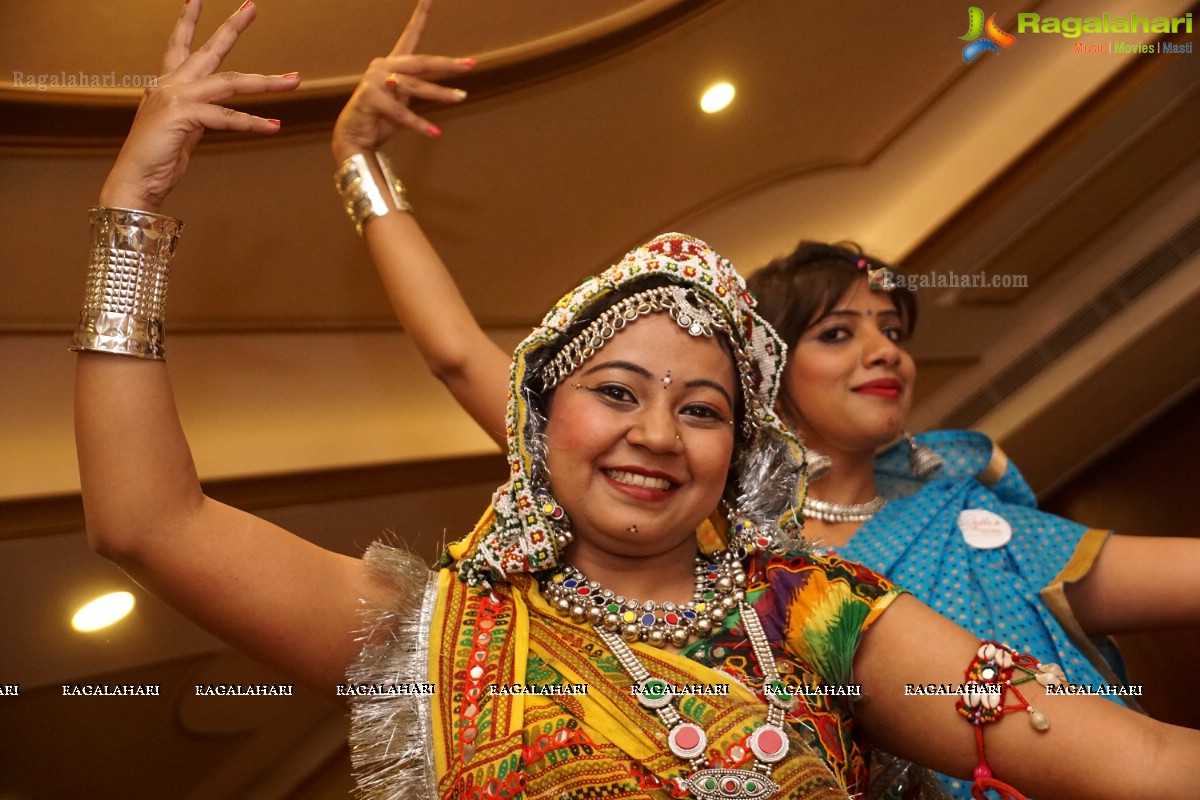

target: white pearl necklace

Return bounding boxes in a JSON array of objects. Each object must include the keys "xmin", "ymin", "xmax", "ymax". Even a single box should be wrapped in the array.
[{"xmin": 802, "ymin": 495, "xmax": 885, "ymax": 523}]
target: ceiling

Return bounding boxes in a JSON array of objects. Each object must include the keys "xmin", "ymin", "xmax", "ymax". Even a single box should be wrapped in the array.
[{"xmin": 1, "ymin": 0, "xmax": 1198, "ymax": 797}]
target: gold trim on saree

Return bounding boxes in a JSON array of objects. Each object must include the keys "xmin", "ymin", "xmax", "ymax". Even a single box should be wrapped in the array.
[
  {"xmin": 1039, "ymin": 528, "xmax": 1141, "ymax": 710},
  {"xmin": 974, "ymin": 442, "xmax": 1009, "ymax": 486}
]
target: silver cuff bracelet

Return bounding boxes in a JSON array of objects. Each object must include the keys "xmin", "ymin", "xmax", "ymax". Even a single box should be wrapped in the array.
[
  {"xmin": 334, "ymin": 151, "xmax": 412, "ymax": 236},
  {"xmin": 69, "ymin": 206, "xmax": 183, "ymax": 361}
]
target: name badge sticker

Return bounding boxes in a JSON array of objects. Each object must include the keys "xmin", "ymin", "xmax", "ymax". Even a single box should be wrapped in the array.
[{"xmin": 958, "ymin": 509, "xmax": 1012, "ymax": 550}]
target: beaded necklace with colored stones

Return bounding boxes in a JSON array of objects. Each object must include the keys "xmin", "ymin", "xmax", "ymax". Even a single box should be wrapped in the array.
[
  {"xmin": 542, "ymin": 548, "xmax": 794, "ymax": 800},
  {"xmin": 541, "ymin": 554, "xmax": 745, "ymax": 647}
]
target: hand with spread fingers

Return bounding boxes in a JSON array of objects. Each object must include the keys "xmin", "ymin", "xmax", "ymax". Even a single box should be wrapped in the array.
[
  {"xmin": 100, "ymin": 0, "xmax": 300, "ymax": 213},
  {"xmin": 332, "ymin": 0, "xmax": 474, "ymax": 163},
  {"xmin": 327, "ymin": 0, "xmax": 509, "ymax": 446}
]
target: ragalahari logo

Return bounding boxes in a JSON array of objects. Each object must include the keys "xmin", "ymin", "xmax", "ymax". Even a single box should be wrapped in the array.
[{"xmin": 960, "ymin": 7, "xmax": 1016, "ymax": 62}]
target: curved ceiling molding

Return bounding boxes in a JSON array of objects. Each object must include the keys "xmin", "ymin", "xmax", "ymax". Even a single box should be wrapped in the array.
[
  {"xmin": 665, "ymin": 19, "xmax": 1198, "ymax": 279},
  {"xmin": 0, "ymin": 0, "xmax": 718, "ymax": 150}
]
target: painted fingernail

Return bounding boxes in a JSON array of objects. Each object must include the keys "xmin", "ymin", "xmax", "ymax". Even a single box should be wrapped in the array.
[
  {"xmin": 265, "ymin": 118, "xmax": 281, "ymax": 126},
  {"xmin": 239, "ymin": 0, "xmax": 253, "ymax": 11},
  {"xmin": 459, "ymin": 58, "xmax": 477, "ymax": 68},
  {"xmin": 427, "ymin": 124, "xmax": 443, "ymax": 137},
  {"xmin": 450, "ymin": 88, "xmax": 467, "ymax": 101},
  {"xmin": 281, "ymin": 72, "xmax": 300, "ymax": 80}
]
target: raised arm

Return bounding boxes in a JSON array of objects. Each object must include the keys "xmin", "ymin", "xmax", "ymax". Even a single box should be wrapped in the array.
[
  {"xmin": 331, "ymin": 0, "xmax": 510, "ymax": 446},
  {"xmin": 75, "ymin": 0, "xmax": 391, "ymax": 696},
  {"xmin": 855, "ymin": 594, "xmax": 1200, "ymax": 798},
  {"xmin": 1063, "ymin": 534, "xmax": 1200, "ymax": 634}
]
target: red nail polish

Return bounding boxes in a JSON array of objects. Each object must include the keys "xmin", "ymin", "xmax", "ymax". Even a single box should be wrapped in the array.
[
  {"xmin": 265, "ymin": 118, "xmax": 281, "ymax": 126},
  {"xmin": 281, "ymin": 72, "xmax": 299, "ymax": 80},
  {"xmin": 239, "ymin": 0, "xmax": 253, "ymax": 11},
  {"xmin": 460, "ymin": 58, "xmax": 477, "ymax": 68},
  {"xmin": 427, "ymin": 124, "xmax": 443, "ymax": 137}
]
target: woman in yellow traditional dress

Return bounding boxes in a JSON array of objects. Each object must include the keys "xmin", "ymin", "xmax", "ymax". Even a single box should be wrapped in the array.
[{"xmin": 73, "ymin": 2, "xmax": 1200, "ymax": 798}]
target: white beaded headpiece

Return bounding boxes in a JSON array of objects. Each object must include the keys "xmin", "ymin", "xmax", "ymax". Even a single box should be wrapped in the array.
[{"xmin": 454, "ymin": 233, "xmax": 807, "ymax": 586}]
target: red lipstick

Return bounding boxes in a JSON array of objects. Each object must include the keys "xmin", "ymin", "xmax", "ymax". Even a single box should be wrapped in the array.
[{"xmin": 852, "ymin": 378, "xmax": 902, "ymax": 399}]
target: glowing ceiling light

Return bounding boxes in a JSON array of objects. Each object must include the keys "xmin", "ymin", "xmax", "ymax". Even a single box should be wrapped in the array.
[
  {"xmin": 700, "ymin": 82, "xmax": 735, "ymax": 113},
  {"xmin": 72, "ymin": 591, "xmax": 135, "ymax": 632}
]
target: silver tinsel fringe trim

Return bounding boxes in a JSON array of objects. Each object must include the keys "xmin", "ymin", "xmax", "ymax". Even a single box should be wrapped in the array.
[
  {"xmin": 348, "ymin": 543, "xmax": 439, "ymax": 800},
  {"xmin": 734, "ymin": 431, "xmax": 807, "ymax": 551},
  {"xmin": 865, "ymin": 752, "xmax": 954, "ymax": 800}
]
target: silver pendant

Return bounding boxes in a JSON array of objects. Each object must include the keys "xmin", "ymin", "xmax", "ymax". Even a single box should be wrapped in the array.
[
  {"xmin": 635, "ymin": 677, "xmax": 675, "ymax": 710},
  {"xmin": 747, "ymin": 724, "xmax": 789, "ymax": 763},
  {"xmin": 668, "ymin": 721, "xmax": 708, "ymax": 759},
  {"xmin": 687, "ymin": 768, "xmax": 780, "ymax": 800}
]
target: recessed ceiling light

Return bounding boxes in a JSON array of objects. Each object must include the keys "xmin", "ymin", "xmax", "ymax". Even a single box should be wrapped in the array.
[
  {"xmin": 72, "ymin": 591, "xmax": 135, "ymax": 632},
  {"xmin": 700, "ymin": 82, "xmax": 735, "ymax": 113}
]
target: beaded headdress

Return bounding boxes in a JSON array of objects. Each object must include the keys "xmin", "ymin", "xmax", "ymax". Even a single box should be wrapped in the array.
[{"xmin": 454, "ymin": 233, "xmax": 806, "ymax": 586}]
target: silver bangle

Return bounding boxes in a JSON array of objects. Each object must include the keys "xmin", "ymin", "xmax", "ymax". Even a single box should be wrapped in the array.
[
  {"xmin": 334, "ymin": 151, "xmax": 411, "ymax": 236},
  {"xmin": 69, "ymin": 206, "xmax": 183, "ymax": 361}
]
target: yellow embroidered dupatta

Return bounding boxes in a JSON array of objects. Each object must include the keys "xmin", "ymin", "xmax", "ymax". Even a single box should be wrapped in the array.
[{"xmin": 428, "ymin": 536, "xmax": 853, "ymax": 799}]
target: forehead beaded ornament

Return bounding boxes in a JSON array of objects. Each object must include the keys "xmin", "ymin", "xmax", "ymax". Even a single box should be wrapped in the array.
[
  {"xmin": 454, "ymin": 233, "xmax": 807, "ymax": 587},
  {"xmin": 540, "ymin": 283, "xmax": 759, "ymax": 429}
]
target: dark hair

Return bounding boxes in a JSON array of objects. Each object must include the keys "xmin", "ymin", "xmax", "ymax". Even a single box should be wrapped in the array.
[
  {"xmin": 746, "ymin": 241, "xmax": 917, "ymax": 419},
  {"xmin": 748, "ymin": 241, "xmax": 917, "ymax": 345}
]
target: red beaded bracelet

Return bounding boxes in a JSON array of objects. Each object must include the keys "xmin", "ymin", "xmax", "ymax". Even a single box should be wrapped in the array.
[{"xmin": 955, "ymin": 641, "xmax": 1065, "ymax": 800}]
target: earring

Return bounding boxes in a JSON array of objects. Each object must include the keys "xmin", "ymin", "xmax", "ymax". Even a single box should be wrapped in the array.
[
  {"xmin": 905, "ymin": 431, "xmax": 944, "ymax": 478},
  {"xmin": 804, "ymin": 447, "xmax": 832, "ymax": 482},
  {"xmin": 725, "ymin": 504, "xmax": 777, "ymax": 556},
  {"xmin": 535, "ymin": 487, "xmax": 572, "ymax": 547}
]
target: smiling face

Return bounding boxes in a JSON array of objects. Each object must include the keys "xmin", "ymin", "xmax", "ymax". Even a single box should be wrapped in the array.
[
  {"xmin": 543, "ymin": 312, "xmax": 737, "ymax": 564},
  {"xmin": 783, "ymin": 279, "xmax": 916, "ymax": 457}
]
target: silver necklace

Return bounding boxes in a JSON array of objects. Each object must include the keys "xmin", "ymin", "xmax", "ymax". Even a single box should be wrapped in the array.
[
  {"xmin": 541, "ymin": 556, "xmax": 745, "ymax": 647},
  {"xmin": 595, "ymin": 574, "xmax": 794, "ymax": 800},
  {"xmin": 802, "ymin": 495, "xmax": 886, "ymax": 523}
]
